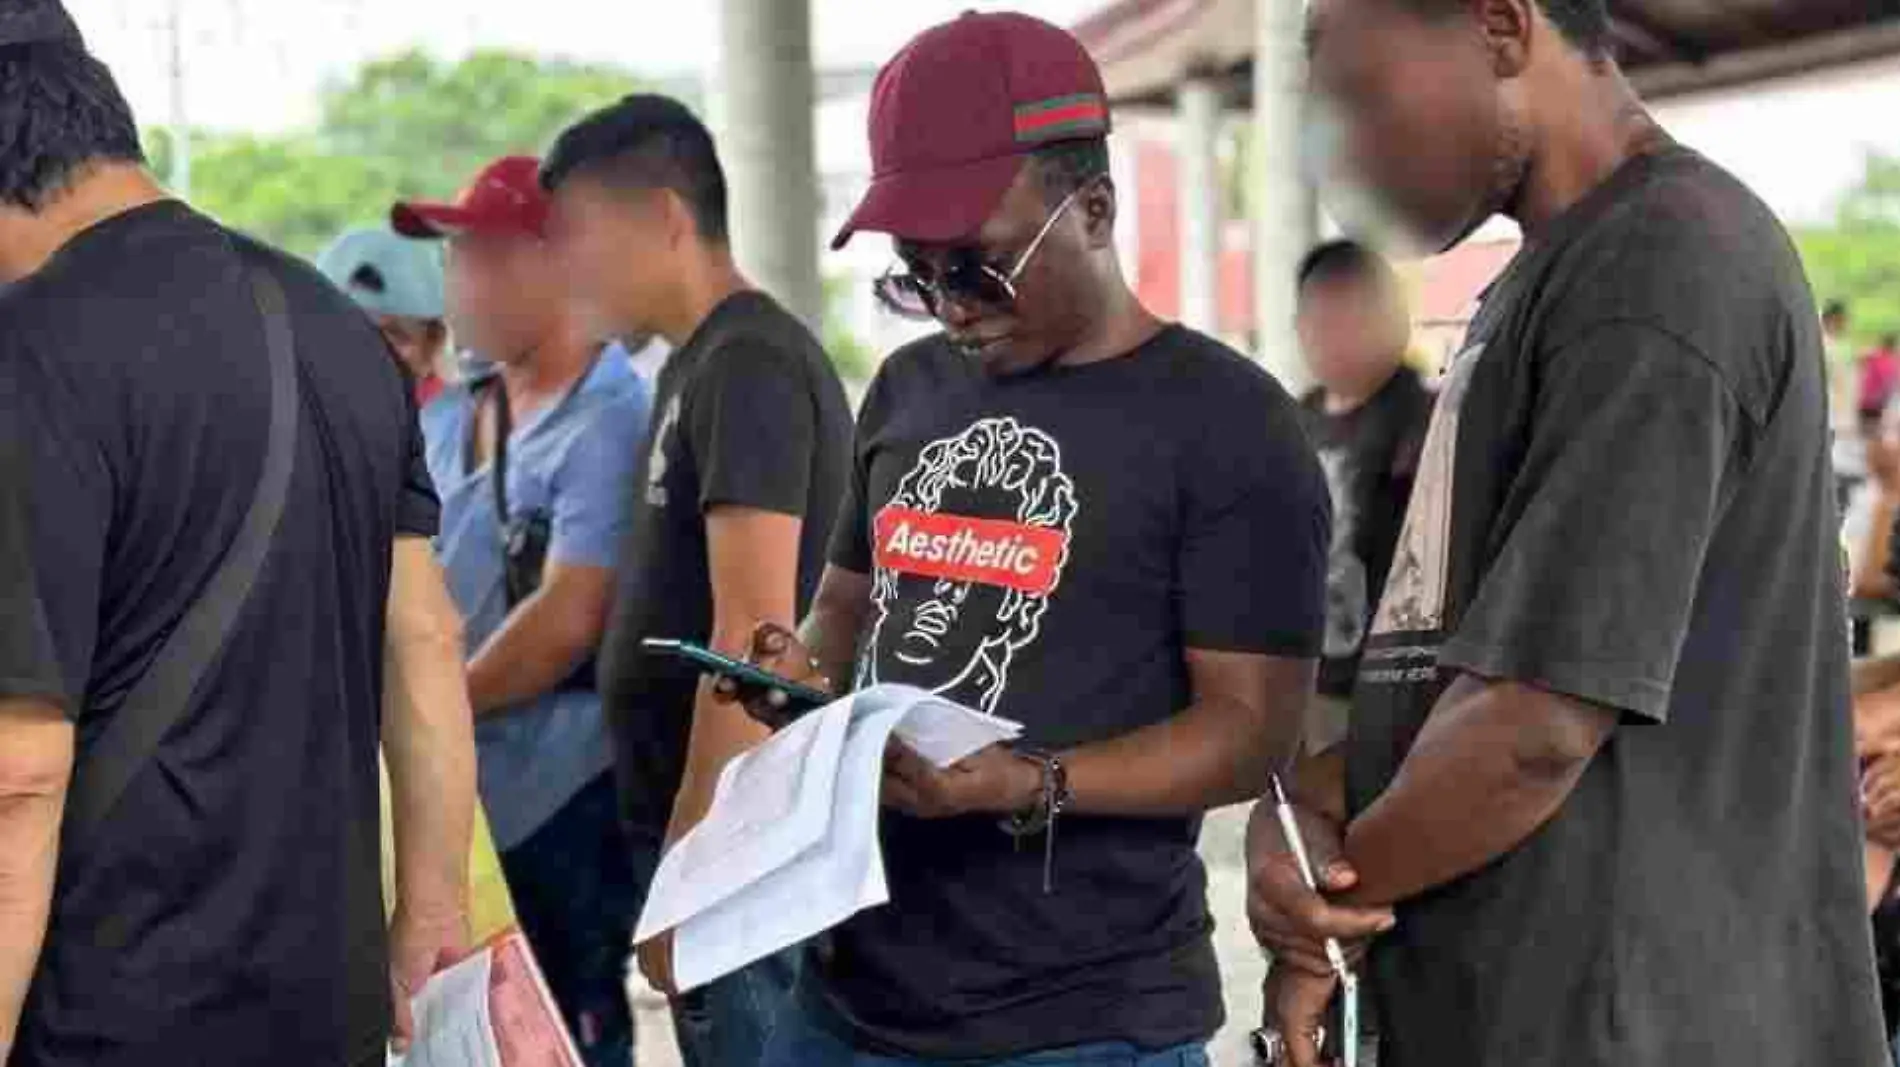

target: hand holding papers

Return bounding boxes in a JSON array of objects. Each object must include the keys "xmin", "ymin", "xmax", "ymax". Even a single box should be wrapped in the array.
[
  {"xmin": 393, "ymin": 928, "xmax": 580, "ymax": 1067},
  {"xmin": 634, "ymin": 684, "xmax": 1022, "ymax": 991}
]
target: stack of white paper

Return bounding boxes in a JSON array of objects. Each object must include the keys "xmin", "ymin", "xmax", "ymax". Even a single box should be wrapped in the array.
[{"xmin": 634, "ymin": 684, "xmax": 1022, "ymax": 991}]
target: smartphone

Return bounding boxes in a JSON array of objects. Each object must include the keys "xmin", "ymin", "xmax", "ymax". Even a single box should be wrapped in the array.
[{"xmin": 639, "ymin": 638, "xmax": 834, "ymax": 717}]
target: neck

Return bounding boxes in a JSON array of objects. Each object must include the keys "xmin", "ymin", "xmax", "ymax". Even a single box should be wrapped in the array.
[
  {"xmin": 1324, "ymin": 363, "xmax": 1400, "ymax": 414},
  {"xmin": 654, "ymin": 246, "xmax": 752, "ymax": 346},
  {"xmin": 1511, "ymin": 66, "xmax": 1661, "ymax": 235},
  {"xmin": 0, "ymin": 164, "xmax": 169, "ymax": 283},
  {"xmin": 1054, "ymin": 270, "xmax": 1162, "ymax": 369},
  {"xmin": 500, "ymin": 325, "xmax": 599, "ymax": 407}
]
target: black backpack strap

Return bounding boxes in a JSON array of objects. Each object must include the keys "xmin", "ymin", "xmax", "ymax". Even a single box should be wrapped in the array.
[{"xmin": 61, "ymin": 257, "xmax": 301, "ymax": 849}]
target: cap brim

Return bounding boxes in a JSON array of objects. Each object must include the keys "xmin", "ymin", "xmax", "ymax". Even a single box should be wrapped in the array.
[
  {"xmin": 830, "ymin": 154, "xmax": 1029, "ymax": 251},
  {"xmin": 391, "ymin": 201, "xmax": 499, "ymax": 239}
]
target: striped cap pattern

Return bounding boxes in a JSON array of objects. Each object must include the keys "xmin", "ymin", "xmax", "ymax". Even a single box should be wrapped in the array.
[{"xmin": 1013, "ymin": 93, "xmax": 1109, "ymax": 144}]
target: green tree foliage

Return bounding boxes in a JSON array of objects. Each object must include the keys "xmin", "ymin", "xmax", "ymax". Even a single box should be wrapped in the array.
[
  {"xmin": 155, "ymin": 49, "xmax": 651, "ymax": 258},
  {"xmin": 1799, "ymin": 153, "xmax": 1900, "ymax": 346}
]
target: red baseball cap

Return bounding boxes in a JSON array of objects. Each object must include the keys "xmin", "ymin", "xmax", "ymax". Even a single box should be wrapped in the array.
[
  {"xmin": 831, "ymin": 11, "xmax": 1111, "ymax": 251},
  {"xmin": 391, "ymin": 156, "xmax": 550, "ymax": 240}
]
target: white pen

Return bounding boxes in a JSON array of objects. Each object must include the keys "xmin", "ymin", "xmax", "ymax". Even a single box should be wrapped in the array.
[{"xmin": 1268, "ymin": 773, "xmax": 1359, "ymax": 1067}]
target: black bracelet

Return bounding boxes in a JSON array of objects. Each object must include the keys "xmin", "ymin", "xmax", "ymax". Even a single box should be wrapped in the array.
[{"xmin": 998, "ymin": 747, "xmax": 1071, "ymax": 893}]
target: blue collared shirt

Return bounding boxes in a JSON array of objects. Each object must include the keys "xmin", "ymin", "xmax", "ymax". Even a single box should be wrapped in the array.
[{"xmin": 421, "ymin": 349, "xmax": 651, "ymax": 850}]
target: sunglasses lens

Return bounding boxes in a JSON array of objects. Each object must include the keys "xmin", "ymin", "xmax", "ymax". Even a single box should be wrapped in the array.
[
  {"xmin": 873, "ymin": 275, "xmax": 937, "ymax": 321},
  {"xmin": 939, "ymin": 260, "xmax": 1016, "ymax": 309}
]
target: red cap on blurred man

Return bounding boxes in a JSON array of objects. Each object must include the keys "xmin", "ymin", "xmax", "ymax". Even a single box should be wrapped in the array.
[{"xmin": 391, "ymin": 155, "xmax": 550, "ymax": 240}]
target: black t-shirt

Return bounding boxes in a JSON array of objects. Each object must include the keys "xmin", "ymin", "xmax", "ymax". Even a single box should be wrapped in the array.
[
  {"xmin": 0, "ymin": 202, "xmax": 438, "ymax": 1067},
  {"xmin": 1348, "ymin": 147, "xmax": 1888, "ymax": 1066},
  {"xmin": 599, "ymin": 291, "xmax": 853, "ymax": 832},
  {"xmin": 1300, "ymin": 368, "xmax": 1432, "ymax": 698},
  {"xmin": 810, "ymin": 326, "xmax": 1329, "ymax": 1058}
]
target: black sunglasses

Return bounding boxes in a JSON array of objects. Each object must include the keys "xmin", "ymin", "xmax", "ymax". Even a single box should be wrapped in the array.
[{"xmin": 873, "ymin": 186, "xmax": 1084, "ymax": 322}]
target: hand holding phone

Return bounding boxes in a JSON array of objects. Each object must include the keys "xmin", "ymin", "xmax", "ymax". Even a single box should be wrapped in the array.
[{"xmin": 641, "ymin": 626, "xmax": 835, "ymax": 729}]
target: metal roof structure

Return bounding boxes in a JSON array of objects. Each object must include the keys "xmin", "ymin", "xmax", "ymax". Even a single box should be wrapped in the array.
[{"xmin": 1075, "ymin": 0, "xmax": 1900, "ymax": 108}]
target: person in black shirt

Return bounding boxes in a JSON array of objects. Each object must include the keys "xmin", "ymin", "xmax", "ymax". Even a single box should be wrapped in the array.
[
  {"xmin": 540, "ymin": 95, "xmax": 854, "ymax": 1067},
  {"xmin": 734, "ymin": 13, "xmax": 1329, "ymax": 1065},
  {"xmin": 1249, "ymin": 1, "xmax": 1889, "ymax": 1065},
  {"xmin": 1295, "ymin": 240, "xmax": 1432, "ymax": 753},
  {"xmin": 0, "ymin": 7, "xmax": 478, "ymax": 1066}
]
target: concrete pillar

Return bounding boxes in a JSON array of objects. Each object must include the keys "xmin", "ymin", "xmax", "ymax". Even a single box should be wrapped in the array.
[
  {"xmin": 1177, "ymin": 75, "xmax": 1223, "ymax": 337},
  {"xmin": 715, "ymin": 0, "xmax": 823, "ymax": 330},
  {"xmin": 1252, "ymin": 0, "xmax": 1319, "ymax": 390}
]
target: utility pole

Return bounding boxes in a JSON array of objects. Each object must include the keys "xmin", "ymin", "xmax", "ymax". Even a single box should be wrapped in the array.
[{"xmin": 166, "ymin": 0, "xmax": 191, "ymax": 199}]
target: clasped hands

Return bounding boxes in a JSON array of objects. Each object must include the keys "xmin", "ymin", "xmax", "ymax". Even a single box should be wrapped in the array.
[{"xmin": 1245, "ymin": 801, "xmax": 1394, "ymax": 1067}]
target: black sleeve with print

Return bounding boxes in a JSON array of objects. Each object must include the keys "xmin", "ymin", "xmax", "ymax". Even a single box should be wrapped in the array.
[
  {"xmin": 1438, "ymin": 323, "xmax": 1744, "ymax": 722},
  {"xmin": 688, "ymin": 338, "xmax": 817, "ymax": 517}
]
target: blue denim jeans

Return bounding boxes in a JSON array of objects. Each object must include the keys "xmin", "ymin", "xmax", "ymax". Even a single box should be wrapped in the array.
[
  {"xmin": 670, "ymin": 949, "xmax": 799, "ymax": 1067},
  {"xmin": 499, "ymin": 773, "xmax": 656, "ymax": 1067},
  {"xmin": 758, "ymin": 992, "xmax": 1209, "ymax": 1067}
]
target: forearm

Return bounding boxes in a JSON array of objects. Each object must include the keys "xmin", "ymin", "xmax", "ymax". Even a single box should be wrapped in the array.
[
  {"xmin": 0, "ymin": 791, "xmax": 63, "ymax": 1054},
  {"xmin": 1338, "ymin": 677, "xmax": 1608, "ymax": 908},
  {"xmin": 664, "ymin": 618, "xmax": 777, "ymax": 847},
  {"xmin": 465, "ymin": 594, "xmax": 597, "ymax": 716},
  {"xmin": 0, "ymin": 703, "xmax": 70, "ymax": 1054},
  {"xmin": 383, "ymin": 554, "xmax": 477, "ymax": 914},
  {"xmin": 1063, "ymin": 696, "xmax": 1291, "ymax": 817},
  {"xmin": 796, "ymin": 602, "xmax": 865, "ymax": 694}
]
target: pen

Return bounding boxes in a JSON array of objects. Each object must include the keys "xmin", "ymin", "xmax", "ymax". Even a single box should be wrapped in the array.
[{"xmin": 1268, "ymin": 773, "xmax": 1359, "ymax": 1067}]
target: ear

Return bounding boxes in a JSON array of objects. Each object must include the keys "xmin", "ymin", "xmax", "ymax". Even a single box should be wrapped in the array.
[
  {"xmin": 1081, "ymin": 178, "xmax": 1118, "ymax": 251},
  {"xmin": 1473, "ymin": 0, "xmax": 1533, "ymax": 79},
  {"xmin": 659, "ymin": 187, "xmax": 697, "ymax": 250}
]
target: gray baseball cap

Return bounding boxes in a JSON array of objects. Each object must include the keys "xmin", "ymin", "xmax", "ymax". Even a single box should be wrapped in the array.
[{"xmin": 314, "ymin": 228, "xmax": 446, "ymax": 322}]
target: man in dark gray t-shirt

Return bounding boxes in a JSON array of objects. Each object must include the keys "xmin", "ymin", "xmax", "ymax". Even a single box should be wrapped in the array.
[{"xmin": 1247, "ymin": 1, "xmax": 1889, "ymax": 1065}]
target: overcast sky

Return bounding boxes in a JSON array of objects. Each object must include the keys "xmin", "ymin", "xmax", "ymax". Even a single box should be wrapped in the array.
[{"xmin": 69, "ymin": 0, "xmax": 1106, "ymax": 132}]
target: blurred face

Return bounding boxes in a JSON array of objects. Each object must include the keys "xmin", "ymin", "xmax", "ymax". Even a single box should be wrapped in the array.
[
  {"xmin": 889, "ymin": 166, "xmax": 1106, "ymax": 378},
  {"xmin": 1307, "ymin": 0, "xmax": 1530, "ymax": 253},
  {"xmin": 443, "ymin": 230, "xmax": 561, "ymax": 364},
  {"xmin": 1298, "ymin": 274, "xmax": 1407, "ymax": 394},
  {"xmin": 374, "ymin": 314, "xmax": 448, "ymax": 381},
  {"xmin": 546, "ymin": 176, "xmax": 679, "ymax": 342}
]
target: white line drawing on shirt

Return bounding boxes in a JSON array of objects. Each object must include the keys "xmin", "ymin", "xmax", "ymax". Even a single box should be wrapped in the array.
[{"xmin": 867, "ymin": 417, "xmax": 1078, "ymax": 714}]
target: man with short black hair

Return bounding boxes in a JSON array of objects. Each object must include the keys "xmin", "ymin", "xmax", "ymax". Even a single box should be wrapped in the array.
[
  {"xmin": 0, "ymin": 5, "xmax": 476, "ymax": 1065},
  {"xmin": 734, "ymin": 14, "xmax": 1329, "ymax": 1066},
  {"xmin": 542, "ymin": 94, "xmax": 854, "ymax": 1067},
  {"xmin": 1248, "ymin": 0, "xmax": 1889, "ymax": 1064}
]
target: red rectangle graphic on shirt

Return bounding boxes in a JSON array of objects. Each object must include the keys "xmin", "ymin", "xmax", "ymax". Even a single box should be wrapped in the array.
[{"xmin": 873, "ymin": 507, "xmax": 1067, "ymax": 596}]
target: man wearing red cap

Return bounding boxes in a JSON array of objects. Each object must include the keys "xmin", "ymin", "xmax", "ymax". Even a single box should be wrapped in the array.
[
  {"xmin": 391, "ymin": 157, "xmax": 651, "ymax": 1067},
  {"xmin": 744, "ymin": 12, "xmax": 1329, "ymax": 1066}
]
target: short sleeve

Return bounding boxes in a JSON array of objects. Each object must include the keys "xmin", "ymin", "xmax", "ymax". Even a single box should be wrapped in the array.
[
  {"xmin": 548, "ymin": 381, "xmax": 653, "ymax": 569},
  {"xmin": 1178, "ymin": 395, "xmax": 1331, "ymax": 656},
  {"xmin": 0, "ymin": 376, "xmax": 109, "ymax": 717},
  {"xmin": 1440, "ymin": 323, "xmax": 1744, "ymax": 723},
  {"xmin": 396, "ymin": 384, "xmax": 441, "ymax": 538},
  {"xmin": 687, "ymin": 342, "xmax": 815, "ymax": 517},
  {"xmin": 827, "ymin": 368, "xmax": 893, "ymax": 576},
  {"xmin": 0, "ymin": 433, "xmax": 66, "ymax": 711}
]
